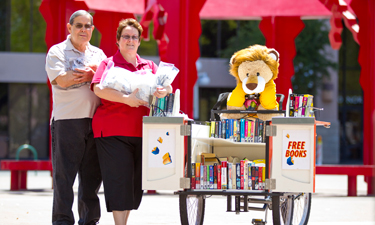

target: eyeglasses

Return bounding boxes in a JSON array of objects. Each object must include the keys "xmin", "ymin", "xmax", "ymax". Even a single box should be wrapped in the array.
[
  {"xmin": 121, "ymin": 35, "xmax": 139, "ymax": 41},
  {"xmin": 73, "ymin": 23, "xmax": 93, "ymax": 30}
]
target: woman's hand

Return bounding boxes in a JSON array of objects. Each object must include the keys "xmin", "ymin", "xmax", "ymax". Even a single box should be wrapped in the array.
[
  {"xmin": 153, "ymin": 86, "xmax": 168, "ymax": 98},
  {"xmin": 125, "ymin": 89, "xmax": 149, "ymax": 107}
]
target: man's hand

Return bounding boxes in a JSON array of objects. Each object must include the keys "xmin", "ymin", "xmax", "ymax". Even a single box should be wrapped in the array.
[
  {"xmin": 125, "ymin": 89, "xmax": 149, "ymax": 107},
  {"xmin": 73, "ymin": 67, "xmax": 95, "ymax": 83}
]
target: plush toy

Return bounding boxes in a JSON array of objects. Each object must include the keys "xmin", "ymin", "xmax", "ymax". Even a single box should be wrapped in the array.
[{"xmin": 221, "ymin": 45, "xmax": 280, "ymax": 121}]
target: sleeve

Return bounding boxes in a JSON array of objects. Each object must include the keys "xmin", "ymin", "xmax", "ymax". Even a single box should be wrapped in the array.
[
  {"xmin": 45, "ymin": 46, "xmax": 66, "ymax": 85},
  {"xmin": 227, "ymin": 83, "xmax": 246, "ymax": 107},
  {"xmin": 151, "ymin": 61, "xmax": 158, "ymax": 74},
  {"xmin": 259, "ymin": 80, "xmax": 278, "ymax": 109},
  {"xmin": 90, "ymin": 59, "xmax": 108, "ymax": 91}
]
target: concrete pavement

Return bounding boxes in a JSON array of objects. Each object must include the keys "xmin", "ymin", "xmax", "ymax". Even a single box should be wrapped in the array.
[{"xmin": 0, "ymin": 171, "xmax": 374, "ymax": 225}]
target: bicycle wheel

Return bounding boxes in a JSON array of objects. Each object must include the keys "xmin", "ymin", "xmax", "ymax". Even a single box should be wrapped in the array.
[
  {"xmin": 291, "ymin": 193, "xmax": 311, "ymax": 225},
  {"xmin": 272, "ymin": 194, "xmax": 294, "ymax": 225},
  {"xmin": 179, "ymin": 194, "xmax": 205, "ymax": 225},
  {"xmin": 272, "ymin": 193, "xmax": 311, "ymax": 225}
]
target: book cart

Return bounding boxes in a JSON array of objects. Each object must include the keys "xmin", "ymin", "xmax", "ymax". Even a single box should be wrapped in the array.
[{"xmin": 142, "ymin": 93, "xmax": 330, "ymax": 225}]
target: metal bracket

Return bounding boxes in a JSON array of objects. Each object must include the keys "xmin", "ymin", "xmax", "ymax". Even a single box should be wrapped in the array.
[
  {"xmin": 180, "ymin": 125, "xmax": 191, "ymax": 136},
  {"xmin": 265, "ymin": 179, "xmax": 276, "ymax": 190},
  {"xmin": 180, "ymin": 177, "xmax": 191, "ymax": 189},
  {"xmin": 265, "ymin": 125, "xmax": 277, "ymax": 137}
]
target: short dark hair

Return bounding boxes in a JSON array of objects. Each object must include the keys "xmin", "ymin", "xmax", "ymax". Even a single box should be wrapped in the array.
[{"xmin": 69, "ymin": 10, "xmax": 93, "ymax": 25}]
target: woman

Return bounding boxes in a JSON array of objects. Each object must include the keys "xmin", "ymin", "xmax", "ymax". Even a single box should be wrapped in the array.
[{"xmin": 91, "ymin": 18, "xmax": 172, "ymax": 225}]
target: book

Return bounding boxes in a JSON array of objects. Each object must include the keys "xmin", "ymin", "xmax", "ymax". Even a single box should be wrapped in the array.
[
  {"xmin": 258, "ymin": 166, "xmax": 263, "ymax": 190},
  {"xmin": 244, "ymin": 160, "xmax": 248, "ymax": 190},
  {"xmin": 232, "ymin": 162, "xmax": 236, "ymax": 189},
  {"xmin": 233, "ymin": 119, "xmax": 238, "ymax": 142},
  {"xmin": 221, "ymin": 161, "xmax": 227, "ymax": 189},
  {"xmin": 167, "ymin": 93, "xmax": 174, "ymax": 116},
  {"xmin": 294, "ymin": 95, "xmax": 299, "ymax": 117},
  {"xmin": 236, "ymin": 163, "xmax": 241, "ymax": 189},
  {"xmin": 229, "ymin": 119, "xmax": 234, "ymax": 141},
  {"xmin": 240, "ymin": 160, "xmax": 244, "ymax": 189},
  {"xmin": 248, "ymin": 162, "xmax": 253, "ymax": 190},
  {"xmin": 244, "ymin": 119, "xmax": 249, "ymax": 142},
  {"xmin": 210, "ymin": 121, "xmax": 215, "ymax": 137},
  {"xmin": 200, "ymin": 165, "xmax": 204, "ymax": 189},
  {"xmin": 302, "ymin": 95, "xmax": 308, "ymax": 117},
  {"xmin": 213, "ymin": 164, "xmax": 217, "ymax": 189},
  {"xmin": 218, "ymin": 121, "xmax": 222, "ymax": 138},
  {"xmin": 191, "ymin": 163, "xmax": 196, "ymax": 189},
  {"xmin": 289, "ymin": 94, "xmax": 295, "ymax": 117},
  {"xmin": 251, "ymin": 166, "xmax": 256, "ymax": 190},
  {"xmin": 203, "ymin": 165, "xmax": 207, "ymax": 189},
  {"xmin": 298, "ymin": 95, "xmax": 303, "ymax": 117},
  {"xmin": 195, "ymin": 163, "xmax": 200, "ymax": 189},
  {"xmin": 217, "ymin": 165, "xmax": 221, "ymax": 189},
  {"xmin": 240, "ymin": 119, "xmax": 245, "ymax": 142},
  {"xmin": 258, "ymin": 120, "xmax": 264, "ymax": 143},
  {"xmin": 254, "ymin": 166, "xmax": 259, "ymax": 190},
  {"xmin": 209, "ymin": 165, "xmax": 214, "ymax": 189},
  {"xmin": 306, "ymin": 95, "xmax": 314, "ymax": 117},
  {"xmin": 225, "ymin": 119, "xmax": 230, "ymax": 139},
  {"xmin": 221, "ymin": 119, "xmax": 226, "ymax": 138},
  {"xmin": 215, "ymin": 121, "xmax": 219, "ymax": 138},
  {"xmin": 227, "ymin": 162, "xmax": 233, "ymax": 189}
]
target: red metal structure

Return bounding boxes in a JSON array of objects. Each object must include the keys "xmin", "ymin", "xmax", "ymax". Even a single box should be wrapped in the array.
[{"xmin": 3, "ymin": 0, "xmax": 372, "ymax": 194}]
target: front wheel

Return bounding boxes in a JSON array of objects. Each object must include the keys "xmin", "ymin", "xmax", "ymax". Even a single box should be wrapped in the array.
[
  {"xmin": 179, "ymin": 194, "xmax": 205, "ymax": 225},
  {"xmin": 272, "ymin": 192, "xmax": 311, "ymax": 225}
]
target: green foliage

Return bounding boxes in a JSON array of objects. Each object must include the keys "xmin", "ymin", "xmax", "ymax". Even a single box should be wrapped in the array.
[
  {"xmin": 293, "ymin": 19, "xmax": 336, "ymax": 95},
  {"xmin": 10, "ymin": 0, "xmax": 46, "ymax": 52}
]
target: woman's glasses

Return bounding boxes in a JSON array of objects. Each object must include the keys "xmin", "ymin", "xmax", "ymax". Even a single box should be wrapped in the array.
[{"xmin": 121, "ymin": 35, "xmax": 139, "ymax": 41}]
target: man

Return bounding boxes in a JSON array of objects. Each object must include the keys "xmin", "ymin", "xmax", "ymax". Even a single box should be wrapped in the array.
[{"xmin": 45, "ymin": 10, "xmax": 106, "ymax": 225}]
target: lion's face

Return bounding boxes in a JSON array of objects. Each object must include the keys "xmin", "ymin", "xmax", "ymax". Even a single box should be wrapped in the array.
[{"xmin": 238, "ymin": 60, "xmax": 274, "ymax": 94}]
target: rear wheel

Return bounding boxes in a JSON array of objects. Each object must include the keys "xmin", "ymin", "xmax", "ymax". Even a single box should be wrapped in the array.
[
  {"xmin": 291, "ymin": 193, "xmax": 311, "ymax": 225},
  {"xmin": 179, "ymin": 194, "xmax": 205, "ymax": 225}
]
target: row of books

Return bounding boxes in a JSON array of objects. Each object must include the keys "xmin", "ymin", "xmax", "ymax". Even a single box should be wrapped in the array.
[
  {"xmin": 288, "ymin": 94, "xmax": 314, "ymax": 117},
  {"xmin": 210, "ymin": 118, "xmax": 265, "ymax": 143},
  {"xmin": 191, "ymin": 160, "xmax": 266, "ymax": 190},
  {"xmin": 149, "ymin": 93, "xmax": 175, "ymax": 117}
]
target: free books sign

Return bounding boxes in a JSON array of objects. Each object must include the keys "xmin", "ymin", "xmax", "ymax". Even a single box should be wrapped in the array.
[{"xmin": 282, "ymin": 129, "xmax": 311, "ymax": 170}]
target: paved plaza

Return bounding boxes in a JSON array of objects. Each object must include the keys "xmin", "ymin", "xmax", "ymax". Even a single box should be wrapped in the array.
[{"xmin": 0, "ymin": 171, "xmax": 374, "ymax": 225}]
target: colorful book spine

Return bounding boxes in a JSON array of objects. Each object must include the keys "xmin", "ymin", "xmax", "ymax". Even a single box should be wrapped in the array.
[
  {"xmin": 213, "ymin": 163, "xmax": 218, "ymax": 189},
  {"xmin": 258, "ymin": 166, "xmax": 263, "ymax": 190},
  {"xmin": 191, "ymin": 163, "xmax": 196, "ymax": 189},
  {"xmin": 217, "ymin": 165, "xmax": 222, "ymax": 189},
  {"xmin": 240, "ymin": 160, "xmax": 244, "ymax": 189},
  {"xmin": 251, "ymin": 166, "xmax": 256, "ymax": 190},
  {"xmin": 237, "ymin": 120, "xmax": 241, "ymax": 142},
  {"xmin": 210, "ymin": 121, "xmax": 215, "ymax": 138},
  {"xmin": 258, "ymin": 120, "xmax": 264, "ymax": 143},
  {"xmin": 167, "ymin": 93, "xmax": 174, "ymax": 115},
  {"xmin": 254, "ymin": 166, "xmax": 259, "ymax": 190},
  {"xmin": 244, "ymin": 119, "xmax": 249, "ymax": 142},
  {"xmin": 289, "ymin": 94, "xmax": 295, "ymax": 117},
  {"xmin": 218, "ymin": 121, "xmax": 222, "ymax": 139},
  {"xmin": 221, "ymin": 161, "xmax": 227, "ymax": 189},
  {"xmin": 302, "ymin": 95, "xmax": 308, "ymax": 117},
  {"xmin": 248, "ymin": 162, "xmax": 253, "ymax": 190},
  {"xmin": 215, "ymin": 121, "xmax": 219, "ymax": 138},
  {"xmin": 240, "ymin": 119, "xmax": 245, "ymax": 142},
  {"xmin": 298, "ymin": 95, "xmax": 303, "ymax": 117},
  {"xmin": 233, "ymin": 119, "xmax": 238, "ymax": 142},
  {"xmin": 221, "ymin": 119, "xmax": 226, "ymax": 138},
  {"xmin": 244, "ymin": 161, "xmax": 248, "ymax": 190},
  {"xmin": 196, "ymin": 163, "xmax": 200, "ymax": 189},
  {"xmin": 225, "ymin": 119, "xmax": 230, "ymax": 139},
  {"xmin": 200, "ymin": 165, "xmax": 204, "ymax": 189},
  {"xmin": 294, "ymin": 95, "xmax": 299, "ymax": 117},
  {"xmin": 236, "ymin": 163, "xmax": 241, "ymax": 189},
  {"xmin": 203, "ymin": 165, "xmax": 207, "ymax": 189},
  {"xmin": 255, "ymin": 119, "xmax": 259, "ymax": 143},
  {"xmin": 262, "ymin": 165, "xmax": 266, "ymax": 190},
  {"xmin": 227, "ymin": 162, "xmax": 232, "ymax": 189},
  {"xmin": 306, "ymin": 95, "xmax": 314, "ymax": 117},
  {"xmin": 250, "ymin": 121, "xmax": 254, "ymax": 143},
  {"xmin": 229, "ymin": 119, "xmax": 234, "ymax": 141},
  {"xmin": 209, "ymin": 165, "xmax": 214, "ymax": 189}
]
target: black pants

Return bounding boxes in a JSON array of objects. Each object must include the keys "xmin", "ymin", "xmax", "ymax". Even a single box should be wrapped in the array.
[
  {"xmin": 51, "ymin": 118, "xmax": 102, "ymax": 225},
  {"xmin": 95, "ymin": 136, "xmax": 143, "ymax": 212}
]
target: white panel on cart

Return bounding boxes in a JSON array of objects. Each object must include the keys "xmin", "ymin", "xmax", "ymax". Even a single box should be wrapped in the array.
[
  {"xmin": 142, "ymin": 117, "xmax": 185, "ymax": 190},
  {"xmin": 271, "ymin": 117, "xmax": 315, "ymax": 193}
]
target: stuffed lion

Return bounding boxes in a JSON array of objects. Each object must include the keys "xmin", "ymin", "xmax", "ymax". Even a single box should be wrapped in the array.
[{"xmin": 222, "ymin": 45, "xmax": 280, "ymax": 121}]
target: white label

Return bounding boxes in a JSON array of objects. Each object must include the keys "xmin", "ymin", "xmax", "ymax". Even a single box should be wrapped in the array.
[{"xmin": 282, "ymin": 129, "xmax": 311, "ymax": 170}]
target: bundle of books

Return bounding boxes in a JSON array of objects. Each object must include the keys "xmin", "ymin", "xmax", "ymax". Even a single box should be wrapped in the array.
[
  {"xmin": 190, "ymin": 158, "xmax": 266, "ymax": 190},
  {"xmin": 209, "ymin": 118, "xmax": 265, "ymax": 143},
  {"xmin": 287, "ymin": 93, "xmax": 314, "ymax": 118},
  {"xmin": 149, "ymin": 93, "xmax": 175, "ymax": 117}
]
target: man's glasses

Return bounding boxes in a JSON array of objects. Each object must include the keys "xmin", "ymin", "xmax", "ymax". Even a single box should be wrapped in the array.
[
  {"xmin": 121, "ymin": 35, "xmax": 139, "ymax": 41},
  {"xmin": 73, "ymin": 23, "xmax": 93, "ymax": 30}
]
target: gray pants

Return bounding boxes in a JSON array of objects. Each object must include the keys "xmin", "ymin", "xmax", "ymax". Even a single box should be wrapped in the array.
[{"xmin": 51, "ymin": 118, "xmax": 102, "ymax": 225}]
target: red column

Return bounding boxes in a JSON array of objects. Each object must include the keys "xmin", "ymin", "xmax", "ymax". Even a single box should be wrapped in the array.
[
  {"xmin": 157, "ymin": 0, "xmax": 206, "ymax": 118},
  {"xmin": 351, "ymin": 0, "xmax": 375, "ymax": 195},
  {"xmin": 259, "ymin": 17, "xmax": 305, "ymax": 110},
  {"xmin": 93, "ymin": 12, "xmax": 135, "ymax": 57}
]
